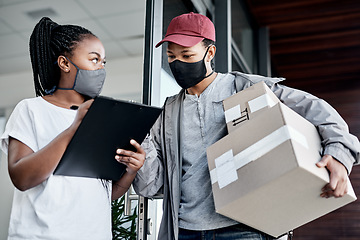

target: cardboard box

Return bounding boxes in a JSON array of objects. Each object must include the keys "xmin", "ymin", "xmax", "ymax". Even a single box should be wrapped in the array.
[
  {"xmin": 223, "ymin": 81, "xmax": 280, "ymax": 133},
  {"xmin": 207, "ymin": 103, "xmax": 357, "ymax": 237}
]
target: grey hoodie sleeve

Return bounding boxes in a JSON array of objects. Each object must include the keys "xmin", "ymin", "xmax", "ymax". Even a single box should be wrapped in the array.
[
  {"xmin": 233, "ymin": 72, "xmax": 360, "ymax": 173},
  {"xmin": 133, "ymin": 115, "xmax": 164, "ymax": 198},
  {"xmin": 270, "ymin": 82, "xmax": 360, "ymax": 173}
]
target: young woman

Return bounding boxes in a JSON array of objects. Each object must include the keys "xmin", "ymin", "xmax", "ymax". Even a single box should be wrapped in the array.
[{"xmin": 0, "ymin": 17, "xmax": 145, "ymax": 239}]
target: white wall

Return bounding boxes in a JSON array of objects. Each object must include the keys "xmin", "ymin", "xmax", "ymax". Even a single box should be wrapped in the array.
[
  {"xmin": 0, "ymin": 55, "xmax": 143, "ymax": 239},
  {"xmin": 0, "ymin": 152, "xmax": 13, "ymax": 240},
  {"xmin": 0, "ymin": 111, "xmax": 13, "ymax": 240}
]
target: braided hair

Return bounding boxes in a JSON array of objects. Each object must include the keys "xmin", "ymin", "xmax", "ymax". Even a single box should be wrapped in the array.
[{"xmin": 29, "ymin": 17, "xmax": 96, "ymax": 96}]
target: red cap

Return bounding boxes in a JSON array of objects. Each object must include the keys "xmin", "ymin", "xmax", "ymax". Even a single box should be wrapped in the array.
[{"xmin": 155, "ymin": 12, "xmax": 215, "ymax": 48}]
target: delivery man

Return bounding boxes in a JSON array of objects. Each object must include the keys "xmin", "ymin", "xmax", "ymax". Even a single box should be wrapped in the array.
[{"xmin": 117, "ymin": 12, "xmax": 360, "ymax": 240}]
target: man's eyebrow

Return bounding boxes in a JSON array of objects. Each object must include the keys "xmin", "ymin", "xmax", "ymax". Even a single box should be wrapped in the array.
[{"xmin": 167, "ymin": 49, "xmax": 193, "ymax": 54}]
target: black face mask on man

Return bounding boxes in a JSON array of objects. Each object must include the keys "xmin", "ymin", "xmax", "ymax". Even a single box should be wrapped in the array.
[{"xmin": 169, "ymin": 46, "xmax": 214, "ymax": 89}]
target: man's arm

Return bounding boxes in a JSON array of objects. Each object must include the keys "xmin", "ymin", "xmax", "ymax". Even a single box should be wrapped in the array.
[
  {"xmin": 269, "ymin": 81, "xmax": 360, "ymax": 197},
  {"xmin": 132, "ymin": 115, "xmax": 165, "ymax": 198}
]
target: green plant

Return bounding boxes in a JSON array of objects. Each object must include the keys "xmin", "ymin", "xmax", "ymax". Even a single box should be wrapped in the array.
[{"xmin": 112, "ymin": 195, "xmax": 137, "ymax": 240}]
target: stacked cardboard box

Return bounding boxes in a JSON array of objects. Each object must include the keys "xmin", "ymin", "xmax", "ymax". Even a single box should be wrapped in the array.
[
  {"xmin": 207, "ymin": 82, "xmax": 357, "ymax": 237},
  {"xmin": 223, "ymin": 81, "xmax": 280, "ymax": 133}
]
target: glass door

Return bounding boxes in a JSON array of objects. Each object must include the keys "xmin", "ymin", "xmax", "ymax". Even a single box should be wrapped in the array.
[{"xmin": 139, "ymin": 0, "xmax": 263, "ymax": 239}]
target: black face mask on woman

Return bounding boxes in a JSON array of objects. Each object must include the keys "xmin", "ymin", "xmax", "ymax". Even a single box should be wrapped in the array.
[{"xmin": 169, "ymin": 46, "xmax": 214, "ymax": 89}]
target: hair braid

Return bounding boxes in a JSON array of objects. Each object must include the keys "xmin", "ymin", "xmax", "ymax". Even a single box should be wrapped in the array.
[{"xmin": 29, "ymin": 17, "xmax": 96, "ymax": 96}]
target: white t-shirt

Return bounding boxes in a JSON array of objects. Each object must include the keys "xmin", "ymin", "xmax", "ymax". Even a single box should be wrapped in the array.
[{"xmin": 1, "ymin": 97, "xmax": 112, "ymax": 240}]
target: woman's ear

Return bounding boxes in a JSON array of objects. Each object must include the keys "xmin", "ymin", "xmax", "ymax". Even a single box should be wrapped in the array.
[{"xmin": 57, "ymin": 56, "xmax": 70, "ymax": 73}]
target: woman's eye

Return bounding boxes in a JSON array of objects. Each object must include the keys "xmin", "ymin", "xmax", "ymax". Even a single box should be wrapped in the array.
[
  {"xmin": 167, "ymin": 55, "xmax": 175, "ymax": 59},
  {"xmin": 102, "ymin": 60, "xmax": 106, "ymax": 67},
  {"xmin": 92, "ymin": 58, "xmax": 99, "ymax": 64},
  {"xmin": 183, "ymin": 55, "xmax": 191, "ymax": 59}
]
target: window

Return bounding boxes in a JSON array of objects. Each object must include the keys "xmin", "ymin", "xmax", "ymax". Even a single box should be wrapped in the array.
[{"xmin": 231, "ymin": 0, "xmax": 257, "ymax": 73}]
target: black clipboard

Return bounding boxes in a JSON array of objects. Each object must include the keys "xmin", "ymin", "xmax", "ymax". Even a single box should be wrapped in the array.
[{"xmin": 54, "ymin": 96, "xmax": 163, "ymax": 181}]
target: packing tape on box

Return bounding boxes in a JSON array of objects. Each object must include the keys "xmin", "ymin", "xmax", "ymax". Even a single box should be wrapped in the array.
[
  {"xmin": 210, "ymin": 125, "xmax": 309, "ymax": 189},
  {"xmin": 248, "ymin": 94, "xmax": 276, "ymax": 113},
  {"xmin": 224, "ymin": 93, "xmax": 277, "ymax": 123}
]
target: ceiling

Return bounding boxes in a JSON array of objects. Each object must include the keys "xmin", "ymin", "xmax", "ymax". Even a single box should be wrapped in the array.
[
  {"xmin": 0, "ymin": 0, "xmax": 146, "ymax": 76},
  {"xmin": 245, "ymin": 0, "xmax": 360, "ymax": 95}
]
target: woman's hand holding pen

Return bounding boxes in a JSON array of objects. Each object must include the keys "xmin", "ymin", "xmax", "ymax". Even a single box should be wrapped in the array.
[
  {"xmin": 8, "ymin": 99, "xmax": 96, "ymax": 191},
  {"xmin": 115, "ymin": 140, "xmax": 145, "ymax": 175},
  {"xmin": 69, "ymin": 99, "xmax": 94, "ymax": 132}
]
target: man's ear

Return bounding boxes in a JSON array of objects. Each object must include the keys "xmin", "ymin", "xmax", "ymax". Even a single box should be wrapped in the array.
[
  {"xmin": 57, "ymin": 55, "xmax": 70, "ymax": 73},
  {"xmin": 207, "ymin": 45, "xmax": 216, "ymax": 62}
]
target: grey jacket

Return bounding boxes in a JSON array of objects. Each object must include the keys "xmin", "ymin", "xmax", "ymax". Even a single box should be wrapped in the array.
[{"xmin": 133, "ymin": 72, "xmax": 360, "ymax": 240}]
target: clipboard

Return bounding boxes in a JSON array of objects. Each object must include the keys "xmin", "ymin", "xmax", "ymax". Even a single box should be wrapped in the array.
[{"xmin": 54, "ymin": 96, "xmax": 163, "ymax": 181}]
